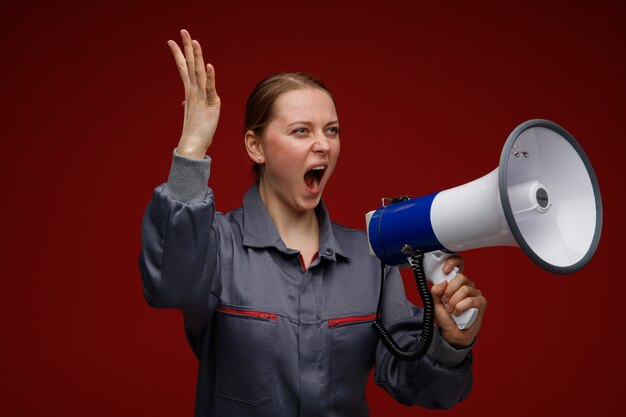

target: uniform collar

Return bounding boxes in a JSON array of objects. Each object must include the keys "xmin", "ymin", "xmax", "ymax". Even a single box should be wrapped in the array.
[{"xmin": 242, "ymin": 183, "xmax": 349, "ymax": 262}]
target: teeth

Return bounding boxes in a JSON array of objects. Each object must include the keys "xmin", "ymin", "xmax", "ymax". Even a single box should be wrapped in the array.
[{"xmin": 312, "ymin": 166, "xmax": 326, "ymax": 170}]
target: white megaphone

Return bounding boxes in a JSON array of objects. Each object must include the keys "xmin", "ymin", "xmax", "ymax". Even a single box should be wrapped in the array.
[{"xmin": 366, "ymin": 119, "xmax": 602, "ymax": 330}]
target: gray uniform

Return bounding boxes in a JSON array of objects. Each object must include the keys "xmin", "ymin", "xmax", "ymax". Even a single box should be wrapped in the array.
[{"xmin": 139, "ymin": 151, "xmax": 473, "ymax": 417}]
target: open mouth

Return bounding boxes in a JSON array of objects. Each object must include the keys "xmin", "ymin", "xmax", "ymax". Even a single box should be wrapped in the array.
[{"xmin": 304, "ymin": 165, "xmax": 326, "ymax": 192}]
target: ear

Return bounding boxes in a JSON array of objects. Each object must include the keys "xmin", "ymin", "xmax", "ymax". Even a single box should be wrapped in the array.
[{"xmin": 245, "ymin": 130, "xmax": 265, "ymax": 164}]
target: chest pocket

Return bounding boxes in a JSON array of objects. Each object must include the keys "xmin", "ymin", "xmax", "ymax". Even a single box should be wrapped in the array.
[
  {"xmin": 214, "ymin": 307, "xmax": 278, "ymax": 406},
  {"xmin": 329, "ymin": 314, "xmax": 378, "ymax": 410}
]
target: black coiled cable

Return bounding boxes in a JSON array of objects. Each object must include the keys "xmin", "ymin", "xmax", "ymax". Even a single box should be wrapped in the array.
[{"xmin": 371, "ymin": 247, "xmax": 435, "ymax": 361}]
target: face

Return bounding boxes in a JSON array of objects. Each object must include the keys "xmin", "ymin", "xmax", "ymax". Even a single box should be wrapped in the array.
[{"xmin": 251, "ymin": 88, "xmax": 340, "ymax": 213}]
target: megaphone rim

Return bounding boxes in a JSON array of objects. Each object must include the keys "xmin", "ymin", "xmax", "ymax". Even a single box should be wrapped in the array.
[{"xmin": 498, "ymin": 119, "xmax": 603, "ymax": 274}]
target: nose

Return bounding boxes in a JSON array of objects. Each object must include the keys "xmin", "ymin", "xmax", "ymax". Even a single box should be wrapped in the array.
[{"xmin": 312, "ymin": 131, "xmax": 331, "ymax": 154}]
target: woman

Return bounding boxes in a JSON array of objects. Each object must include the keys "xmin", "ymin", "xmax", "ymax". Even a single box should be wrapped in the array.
[{"xmin": 139, "ymin": 29, "xmax": 487, "ymax": 417}]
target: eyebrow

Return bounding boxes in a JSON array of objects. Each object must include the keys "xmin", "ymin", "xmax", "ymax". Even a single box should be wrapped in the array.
[{"xmin": 286, "ymin": 120, "xmax": 340, "ymax": 128}]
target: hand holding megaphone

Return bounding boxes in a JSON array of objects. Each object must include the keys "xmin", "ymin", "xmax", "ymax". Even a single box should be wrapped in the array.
[
  {"xmin": 424, "ymin": 251, "xmax": 479, "ymax": 330},
  {"xmin": 428, "ymin": 254, "xmax": 486, "ymax": 348}
]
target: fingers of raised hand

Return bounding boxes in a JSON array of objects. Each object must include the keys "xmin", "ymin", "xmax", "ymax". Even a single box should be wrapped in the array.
[
  {"xmin": 192, "ymin": 39, "xmax": 207, "ymax": 91},
  {"xmin": 205, "ymin": 63, "xmax": 219, "ymax": 105},
  {"xmin": 169, "ymin": 30, "xmax": 211, "ymax": 100},
  {"xmin": 167, "ymin": 40, "xmax": 190, "ymax": 90},
  {"xmin": 179, "ymin": 29, "xmax": 197, "ymax": 85}
]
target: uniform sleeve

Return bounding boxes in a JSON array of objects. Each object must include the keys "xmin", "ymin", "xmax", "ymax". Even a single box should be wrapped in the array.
[
  {"xmin": 138, "ymin": 149, "xmax": 220, "ymax": 333},
  {"xmin": 374, "ymin": 266, "xmax": 473, "ymax": 410}
]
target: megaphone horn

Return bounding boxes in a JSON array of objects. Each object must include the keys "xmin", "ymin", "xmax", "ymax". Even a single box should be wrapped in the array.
[{"xmin": 366, "ymin": 119, "xmax": 602, "ymax": 332}]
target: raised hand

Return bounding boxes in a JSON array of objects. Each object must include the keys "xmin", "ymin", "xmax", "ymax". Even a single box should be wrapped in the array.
[{"xmin": 168, "ymin": 29, "xmax": 221, "ymax": 159}]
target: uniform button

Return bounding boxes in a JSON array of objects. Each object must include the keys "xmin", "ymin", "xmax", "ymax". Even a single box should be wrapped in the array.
[{"xmin": 324, "ymin": 248, "xmax": 334, "ymax": 256}]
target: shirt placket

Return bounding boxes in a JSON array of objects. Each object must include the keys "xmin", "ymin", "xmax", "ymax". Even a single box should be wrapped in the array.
[{"xmin": 297, "ymin": 255, "xmax": 323, "ymax": 417}]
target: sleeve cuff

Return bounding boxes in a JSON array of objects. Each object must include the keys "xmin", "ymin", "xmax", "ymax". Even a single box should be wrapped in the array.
[
  {"xmin": 427, "ymin": 327, "xmax": 474, "ymax": 369},
  {"xmin": 164, "ymin": 148, "xmax": 212, "ymax": 203}
]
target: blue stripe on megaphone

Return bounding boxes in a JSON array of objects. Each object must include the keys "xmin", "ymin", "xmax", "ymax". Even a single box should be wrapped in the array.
[{"xmin": 368, "ymin": 192, "xmax": 446, "ymax": 266}]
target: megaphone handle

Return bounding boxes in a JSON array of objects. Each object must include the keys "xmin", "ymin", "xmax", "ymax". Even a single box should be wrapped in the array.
[{"xmin": 423, "ymin": 251, "xmax": 479, "ymax": 330}]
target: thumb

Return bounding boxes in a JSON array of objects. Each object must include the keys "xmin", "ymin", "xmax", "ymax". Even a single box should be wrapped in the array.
[
  {"xmin": 430, "ymin": 280, "xmax": 447, "ymax": 303},
  {"xmin": 430, "ymin": 281, "xmax": 457, "ymax": 330}
]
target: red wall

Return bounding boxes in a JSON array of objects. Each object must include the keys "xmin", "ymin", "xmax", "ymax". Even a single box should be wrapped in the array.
[{"xmin": 2, "ymin": 1, "xmax": 624, "ymax": 416}]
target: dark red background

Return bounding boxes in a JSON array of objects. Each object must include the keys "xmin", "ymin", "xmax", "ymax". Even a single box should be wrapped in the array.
[{"xmin": 2, "ymin": 1, "xmax": 624, "ymax": 416}]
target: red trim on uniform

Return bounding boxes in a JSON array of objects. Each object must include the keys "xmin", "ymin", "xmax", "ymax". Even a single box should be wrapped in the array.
[
  {"xmin": 298, "ymin": 251, "xmax": 319, "ymax": 272},
  {"xmin": 328, "ymin": 314, "xmax": 378, "ymax": 328},
  {"xmin": 216, "ymin": 306, "xmax": 278, "ymax": 321}
]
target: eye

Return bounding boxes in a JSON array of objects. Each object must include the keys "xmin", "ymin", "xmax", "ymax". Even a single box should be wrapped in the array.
[
  {"xmin": 292, "ymin": 127, "xmax": 309, "ymax": 136},
  {"xmin": 326, "ymin": 126, "xmax": 340, "ymax": 136}
]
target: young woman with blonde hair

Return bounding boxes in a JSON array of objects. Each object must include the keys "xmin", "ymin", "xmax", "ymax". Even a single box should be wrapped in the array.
[{"xmin": 139, "ymin": 29, "xmax": 487, "ymax": 417}]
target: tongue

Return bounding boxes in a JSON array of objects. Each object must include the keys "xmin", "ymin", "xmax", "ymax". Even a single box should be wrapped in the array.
[{"xmin": 304, "ymin": 170, "xmax": 320, "ymax": 191}]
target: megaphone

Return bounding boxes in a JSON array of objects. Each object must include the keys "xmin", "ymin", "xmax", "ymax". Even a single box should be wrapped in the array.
[{"xmin": 366, "ymin": 119, "xmax": 602, "ymax": 332}]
